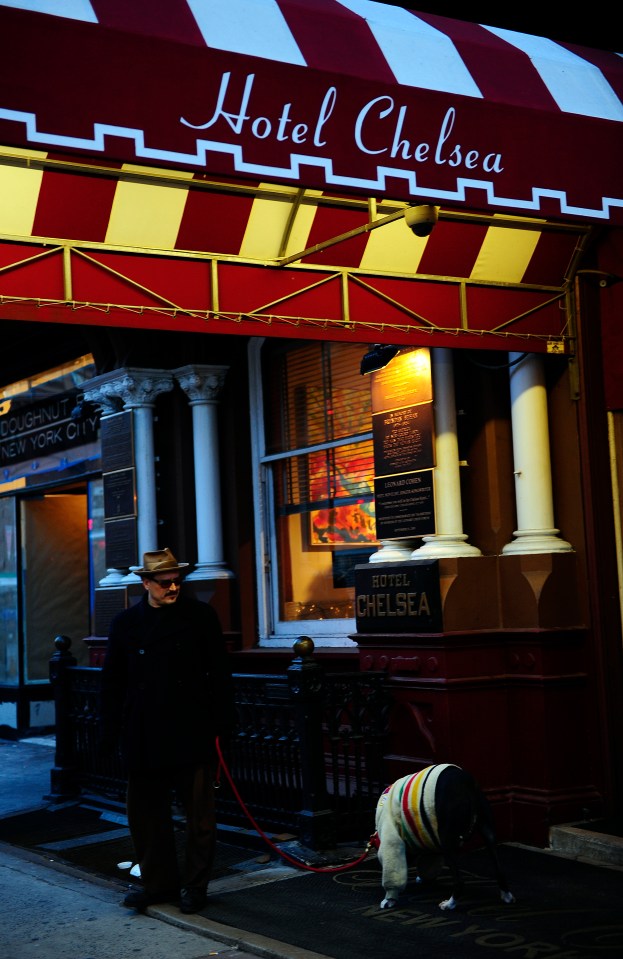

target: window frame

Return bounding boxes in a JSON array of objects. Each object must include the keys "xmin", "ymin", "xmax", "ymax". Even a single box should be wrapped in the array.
[{"xmin": 249, "ymin": 338, "xmax": 374, "ymax": 647}]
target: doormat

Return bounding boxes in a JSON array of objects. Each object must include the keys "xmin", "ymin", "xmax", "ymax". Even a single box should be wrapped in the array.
[{"xmin": 202, "ymin": 845, "xmax": 623, "ymax": 959}]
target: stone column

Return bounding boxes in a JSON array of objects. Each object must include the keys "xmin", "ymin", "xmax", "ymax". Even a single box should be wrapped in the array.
[
  {"xmin": 503, "ymin": 352, "xmax": 572, "ymax": 554},
  {"xmin": 415, "ymin": 348, "xmax": 481, "ymax": 559},
  {"xmin": 174, "ymin": 365, "xmax": 233, "ymax": 580},
  {"xmin": 85, "ymin": 367, "xmax": 175, "ymax": 579}
]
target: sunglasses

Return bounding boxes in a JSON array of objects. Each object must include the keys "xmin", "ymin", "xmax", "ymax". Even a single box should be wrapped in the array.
[{"xmin": 152, "ymin": 576, "xmax": 183, "ymax": 589}]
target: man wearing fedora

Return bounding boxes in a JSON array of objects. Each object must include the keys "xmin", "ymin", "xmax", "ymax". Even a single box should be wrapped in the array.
[{"xmin": 100, "ymin": 547, "xmax": 235, "ymax": 915}]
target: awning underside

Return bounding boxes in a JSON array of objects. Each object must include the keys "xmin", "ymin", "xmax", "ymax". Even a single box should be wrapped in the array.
[{"xmin": 0, "ymin": 153, "xmax": 585, "ymax": 352}]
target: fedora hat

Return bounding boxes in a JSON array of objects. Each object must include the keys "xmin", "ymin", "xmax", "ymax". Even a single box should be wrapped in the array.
[{"xmin": 135, "ymin": 547, "xmax": 189, "ymax": 577}]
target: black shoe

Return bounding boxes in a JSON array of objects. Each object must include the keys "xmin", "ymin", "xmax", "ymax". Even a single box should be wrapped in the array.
[
  {"xmin": 122, "ymin": 888, "xmax": 178, "ymax": 911},
  {"xmin": 180, "ymin": 888, "xmax": 207, "ymax": 914}
]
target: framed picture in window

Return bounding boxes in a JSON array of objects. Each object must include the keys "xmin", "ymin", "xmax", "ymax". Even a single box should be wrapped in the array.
[
  {"xmin": 306, "ymin": 447, "xmax": 377, "ymax": 548},
  {"xmin": 309, "ymin": 499, "xmax": 377, "ymax": 547}
]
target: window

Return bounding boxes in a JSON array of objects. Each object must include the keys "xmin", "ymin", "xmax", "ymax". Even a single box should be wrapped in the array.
[{"xmin": 251, "ymin": 339, "xmax": 377, "ymax": 645}]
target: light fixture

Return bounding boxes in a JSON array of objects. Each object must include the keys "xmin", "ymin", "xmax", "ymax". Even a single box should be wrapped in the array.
[
  {"xmin": 360, "ymin": 344, "xmax": 400, "ymax": 376},
  {"xmin": 404, "ymin": 204, "xmax": 439, "ymax": 237},
  {"xmin": 576, "ymin": 269, "xmax": 623, "ymax": 288}
]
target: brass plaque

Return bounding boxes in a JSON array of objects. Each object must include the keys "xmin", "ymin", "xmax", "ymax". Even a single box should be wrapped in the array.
[
  {"xmin": 374, "ymin": 471, "xmax": 435, "ymax": 540},
  {"xmin": 94, "ymin": 587, "xmax": 128, "ymax": 637},
  {"xmin": 355, "ymin": 559, "xmax": 442, "ymax": 634},
  {"xmin": 373, "ymin": 402, "xmax": 434, "ymax": 477},
  {"xmin": 105, "ymin": 516, "xmax": 138, "ymax": 569},
  {"xmin": 101, "ymin": 411, "xmax": 134, "ymax": 471},
  {"xmin": 103, "ymin": 468, "xmax": 136, "ymax": 519}
]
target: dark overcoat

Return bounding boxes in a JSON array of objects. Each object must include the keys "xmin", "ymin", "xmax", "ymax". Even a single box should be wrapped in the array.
[{"xmin": 100, "ymin": 593, "xmax": 235, "ymax": 774}]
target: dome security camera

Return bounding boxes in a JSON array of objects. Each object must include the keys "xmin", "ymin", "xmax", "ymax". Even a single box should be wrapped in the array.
[{"xmin": 404, "ymin": 204, "xmax": 439, "ymax": 238}]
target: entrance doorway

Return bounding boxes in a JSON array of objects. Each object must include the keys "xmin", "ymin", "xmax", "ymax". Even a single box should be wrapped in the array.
[{"xmin": 21, "ymin": 490, "xmax": 91, "ymax": 681}]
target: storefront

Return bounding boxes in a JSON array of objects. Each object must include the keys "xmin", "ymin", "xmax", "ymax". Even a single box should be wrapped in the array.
[{"xmin": 1, "ymin": 1, "xmax": 622, "ymax": 844}]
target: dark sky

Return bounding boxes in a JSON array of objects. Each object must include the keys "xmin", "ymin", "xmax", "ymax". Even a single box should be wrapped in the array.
[{"xmin": 384, "ymin": 3, "xmax": 620, "ymax": 53}]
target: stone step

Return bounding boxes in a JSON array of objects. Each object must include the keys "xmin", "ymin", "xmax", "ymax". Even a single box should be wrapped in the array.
[{"xmin": 549, "ymin": 823, "xmax": 623, "ymax": 869}]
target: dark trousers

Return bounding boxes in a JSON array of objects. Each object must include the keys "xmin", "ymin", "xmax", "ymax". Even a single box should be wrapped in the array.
[{"xmin": 126, "ymin": 763, "xmax": 216, "ymax": 898}]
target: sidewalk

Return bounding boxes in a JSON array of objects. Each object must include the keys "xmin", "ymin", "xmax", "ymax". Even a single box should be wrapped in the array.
[
  {"xmin": 0, "ymin": 843, "xmax": 274, "ymax": 959},
  {"xmin": 0, "ymin": 736, "xmax": 329, "ymax": 959}
]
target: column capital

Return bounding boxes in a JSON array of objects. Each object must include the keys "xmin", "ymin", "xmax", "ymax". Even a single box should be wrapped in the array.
[
  {"xmin": 174, "ymin": 364, "xmax": 229, "ymax": 404},
  {"xmin": 83, "ymin": 367, "xmax": 175, "ymax": 410},
  {"xmin": 82, "ymin": 384, "xmax": 124, "ymax": 416}
]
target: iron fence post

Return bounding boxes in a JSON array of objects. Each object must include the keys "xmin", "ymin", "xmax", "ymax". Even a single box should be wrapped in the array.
[
  {"xmin": 48, "ymin": 635, "xmax": 80, "ymax": 800},
  {"xmin": 287, "ymin": 636, "xmax": 336, "ymax": 850}
]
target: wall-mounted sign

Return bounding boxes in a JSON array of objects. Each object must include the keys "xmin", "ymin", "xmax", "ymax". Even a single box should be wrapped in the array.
[
  {"xmin": 374, "ymin": 471, "xmax": 435, "ymax": 540},
  {"xmin": 369, "ymin": 347, "xmax": 436, "ymax": 541},
  {"xmin": 4, "ymin": 6, "xmax": 619, "ymax": 225},
  {"xmin": 105, "ymin": 516, "xmax": 138, "ymax": 569},
  {"xmin": 0, "ymin": 390, "xmax": 100, "ymax": 484},
  {"xmin": 94, "ymin": 587, "xmax": 128, "ymax": 638},
  {"xmin": 371, "ymin": 348, "xmax": 433, "ymax": 414},
  {"xmin": 101, "ymin": 411, "xmax": 134, "ymax": 472},
  {"xmin": 355, "ymin": 559, "xmax": 442, "ymax": 633},
  {"xmin": 103, "ymin": 468, "xmax": 136, "ymax": 519},
  {"xmin": 373, "ymin": 402, "xmax": 434, "ymax": 477}
]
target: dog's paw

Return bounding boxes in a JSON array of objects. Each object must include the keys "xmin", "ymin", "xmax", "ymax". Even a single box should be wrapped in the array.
[
  {"xmin": 500, "ymin": 890, "xmax": 516, "ymax": 904},
  {"xmin": 439, "ymin": 896, "xmax": 458, "ymax": 911},
  {"xmin": 380, "ymin": 898, "xmax": 398, "ymax": 910}
]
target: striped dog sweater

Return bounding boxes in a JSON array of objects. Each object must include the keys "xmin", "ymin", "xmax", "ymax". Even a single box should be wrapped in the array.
[{"xmin": 377, "ymin": 764, "xmax": 459, "ymax": 851}]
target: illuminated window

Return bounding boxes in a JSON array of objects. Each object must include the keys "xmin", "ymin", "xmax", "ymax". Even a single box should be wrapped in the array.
[{"xmin": 253, "ymin": 340, "xmax": 377, "ymax": 641}]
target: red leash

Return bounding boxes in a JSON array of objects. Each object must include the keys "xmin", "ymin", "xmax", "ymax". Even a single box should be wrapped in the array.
[{"xmin": 215, "ymin": 737, "xmax": 375, "ymax": 873}]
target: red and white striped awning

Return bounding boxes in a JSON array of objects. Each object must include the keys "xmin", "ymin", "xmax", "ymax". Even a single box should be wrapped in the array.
[{"xmin": 1, "ymin": 0, "xmax": 622, "ymax": 225}]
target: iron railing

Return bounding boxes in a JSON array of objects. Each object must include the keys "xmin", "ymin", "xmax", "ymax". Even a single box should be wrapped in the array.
[{"xmin": 49, "ymin": 636, "xmax": 391, "ymax": 849}]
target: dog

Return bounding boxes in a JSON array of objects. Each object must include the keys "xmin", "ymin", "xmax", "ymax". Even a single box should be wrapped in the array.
[{"xmin": 374, "ymin": 763, "xmax": 515, "ymax": 911}]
